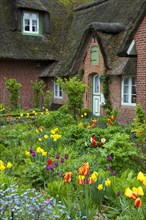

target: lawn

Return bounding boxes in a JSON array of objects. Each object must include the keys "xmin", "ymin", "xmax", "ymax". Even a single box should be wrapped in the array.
[{"xmin": 0, "ymin": 105, "xmax": 146, "ymax": 219}]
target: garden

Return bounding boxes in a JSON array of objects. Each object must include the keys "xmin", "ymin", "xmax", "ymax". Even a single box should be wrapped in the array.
[{"xmin": 0, "ymin": 77, "xmax": 146, "ymax": 220}]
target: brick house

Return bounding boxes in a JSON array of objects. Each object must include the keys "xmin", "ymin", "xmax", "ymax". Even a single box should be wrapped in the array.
[{"xmin": 0, "ymin": 0, "xmax": 146, "ymax": 124}]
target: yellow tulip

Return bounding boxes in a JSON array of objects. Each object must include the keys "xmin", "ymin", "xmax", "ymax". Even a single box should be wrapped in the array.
[
  {"xmin": 0, "ymin": 164, "xmax": 6, "ymax": 171},
  {"xmin": 137, "ymin": 171, "xmax": 145, "ymax": 182},
  {"xmin": 124, "ymin": 187, "xmax": 132, "ymax": 198},
  {"xmin": 7, "ymin": 162, "xmax": 13, "ymax": 169},
  {"xmin": 105, "ymin": 178, "xmax": 111, "ymax": 187}
]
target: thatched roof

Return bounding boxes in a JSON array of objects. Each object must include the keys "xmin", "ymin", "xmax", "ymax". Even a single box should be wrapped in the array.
[
  {"xmin": 48, "ymin": 0, "xmax": 146, "ymax": 77},
  {"xmin": 0, "ymin": 0, "xmax": 72, "ymax": 61},
  {"xmin": 0, "ymin": 0, "xmax": 145, "ymax": 77}
]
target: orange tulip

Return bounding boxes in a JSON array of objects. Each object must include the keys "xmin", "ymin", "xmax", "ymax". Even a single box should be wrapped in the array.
[
  {"xmin": 87, "ymin": 177, "xmax": 94, "ymax": 184},
  {"xmin": 64, "ymin": 172, "xmax": 72, "ymax": 182},
  {"xmin": 78, "ymin": 163, "xmax": 89, "ymax": 176}
]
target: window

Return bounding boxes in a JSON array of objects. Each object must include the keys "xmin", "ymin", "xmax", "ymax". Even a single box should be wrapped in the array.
[
  {"xmin": 23, "ymin": 12, "xmax": 39, "ymax": 34},
  {"xmin": 91, "ymin": 46, "xmax": 99, "ymax": 65},
  {"xmin": 54, "ymin": 82, "xmax": 62, "ymax": 99},
  {"xmin": 121, "ymin": 76, "xmax": 136, "ymax": 106}
]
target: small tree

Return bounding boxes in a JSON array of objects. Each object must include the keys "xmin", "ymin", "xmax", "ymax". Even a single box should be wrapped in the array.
[
  {"xmin": 31, "ymin": 80, "xmax": 45, "ymax": 108},
  {"xmin": 56, "ymin": 77, "xmax": 88, "ymax": 120},
  {"xmin": 42, "ymin": 90, "xmax": 53, "ymax": 109},
  {"xmin": 5, "ymin": 78, "xmax": 22, "ymax": 110}
]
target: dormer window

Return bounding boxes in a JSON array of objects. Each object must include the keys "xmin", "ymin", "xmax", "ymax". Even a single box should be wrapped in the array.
[{"xmin": 23, "ymin": 12, "xmax": 39, "ymax": 34}]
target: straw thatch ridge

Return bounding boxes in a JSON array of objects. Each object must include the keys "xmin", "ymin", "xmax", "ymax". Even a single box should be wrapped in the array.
[{"xmin": 88, "ymin": 22, "xmax": 125, "ymax": 34}]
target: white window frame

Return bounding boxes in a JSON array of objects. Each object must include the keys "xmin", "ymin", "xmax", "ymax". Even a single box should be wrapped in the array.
[
  {"xmin": 121, "ymin": 76, "xmax": 136, "ymax": 106},
  {"xmin": 23, "ymin": 12, "xmax": 39, "ymax": 34},
  {"xmin": 54, "ymin": 81, "xmax": 63, "ymax": 99}
]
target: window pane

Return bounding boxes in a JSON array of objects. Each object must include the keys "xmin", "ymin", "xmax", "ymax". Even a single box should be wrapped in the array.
[
  {"xmin": 59, "ymin": 88, "xmax": 62, "ymax": 97},
  {"xmin": 123, "ymin": 94, "xmax": 129, "ymax": 103},
  {"xmin": 94, "ymin": 76, "xmax": 99, "ymax": 93},
  {"xmin": 131, "ymin": 95, "xmax": 136, "ymax": 103},
  {"xmin": 32, "ymin": 20, "xmax": 37, "ymax": 32},
  {"xmin": 25, "ymin": 19, "xmax": 30, "ymax": 31},
  {"xmin": 124, "ymin": 78, "xmax": 129, "ymax": 85},
  {"xmin": 124, "ymin": 85, "xmax": 129, "ymax": 94}
]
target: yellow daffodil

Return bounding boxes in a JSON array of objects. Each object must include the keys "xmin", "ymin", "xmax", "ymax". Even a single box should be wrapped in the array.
[
  {"xmin": 42, "ymin": 151, "xmax": 47, "ymax": 156},
  {"xmin": 36, "ymin": 129, "xmax": 39, "ymax": 133},
  {"xmin": 97, "ymin": 184, "xmax": 103, "ymax": 190},
  {"xmin": 51, "ymin": 130, "xmax": 55, "ymax": 135},
  {"xmin": 20, "ymin": 113, "xmax": 23, "ymax": 117},
  {"xmin": 44, "ymin": 135, "xmax": 49, "ymax": 139},
  {"xmin": 39, "ymin": 128, "xmax": 43, "ymax": 132},
  {"xmin": 0, "ymin": 164, "xmax": 6, "ymax": 171},
  {"xmin": 124, "ymin": 187, "xmax": 132, "ymax": 198},
  {"xmin": 26, "ymin": 113, "xmax": 29, "ymax": 118},
  {"xmin": 78, "ymin": 175, "xmax": 85, "ymax": 180},
  {"xmin": 91, "ymin": 171, "xmax": 99, "ymax": 182},
  {"xmin": 7, "ymin": 162, "xmax": 13, "ymax": 169},
  {"xmin": 105, "ymin": 178, "xmax": 111, "ymax": 187},
  {"xmin": 25, "ymin": 151, "xmax": 30, "ymax": 156},
  {"xmin": 32, "ymin": 110, "xmax": 36, "ymax": 114},
  {"xmin": 0, "ymin": 160, "xmax": 4, "ymax": 165},
  {"xmin": 54, "ymin": 128, "xmax": 59, "ymax": 132},
  {"xmin": 38, "ymin": 138, "xmax": 42, "ymax": 142},
  {"xmin": 137, "ymin": 171, "xmax": 145, "ymax": 182},
  {"xmin": 81, "ymin": 115, "xmax": 83, "ymax": 118},
  {"xmin": 36, "ymin": 147, "xmax": 43, "ymax": 153},
  {"xmin": 84, "ymin": 112, "xmax": 87, "ymax": 116}
]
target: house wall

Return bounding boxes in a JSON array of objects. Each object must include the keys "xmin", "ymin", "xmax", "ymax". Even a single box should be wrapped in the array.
[
  {"xmin": 0, "ymin": 60, "xmax": 46, "ymax": 108},
  {"xmin": 82, "ymin": 36, "xmax": 106, "ymax": 115},
  {"xmin": 134, "ymin": 15, "xmax": 146, "ymax": 116},
  {"xmin": 82, "ymin": 36, "xmax": 136, "ymax": 124},
  {"xmin": 109, "ymin": 75, "xmax": 136, "ymax": 124}
]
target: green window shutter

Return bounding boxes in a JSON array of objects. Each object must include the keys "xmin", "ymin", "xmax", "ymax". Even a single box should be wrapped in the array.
[
  {"xmin": 39, "ymin": 13, "xmax": 43, "ymax": 35},
  {"xmin": 91, "ymin": 46, "xmax": 99, "ymax": 65}
]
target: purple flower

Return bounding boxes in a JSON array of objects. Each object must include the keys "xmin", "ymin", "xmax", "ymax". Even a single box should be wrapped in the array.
[
  {"xmin": 31, "ymin": 152, "xmax": 36, "ymax": 157},
  {"xmin": 112, "ymin": 171, "xmax": 116, "ymax": 176},
  {"xmin": 107, "ymin": 155, "xmax": 112, "ymax": 161},
  {"xmin": 60, "ymin": 158, "xmax": 64, "ymax": 163},
  {"xmin": 56, "ymin": 154, "xmax": 60, "ymax": 159},
  {"xmin": 106, "ymin": 165, "xmax": 110, "ymax": 171},
  {"xmin": 46, "ymin": 165, "xmax": 51, "ymax": 170},
  {"xmin": 85, "ymin": 179, "xmax": 89, "ymax": 184},
  {"xmin": 117, "ymin": 192, "xmax": 121, "ymax": 196},
  {"xmin": 45, "ymin": 199, "xmax": 51, "ymax": 204},
  {"xmin": 50, "ymin": 165, "xmax": 55, "ymax": 171},
  {"xmin": 30, "ymin": 148, "xmax": 35, "ymax": 153},
  {"xmin": 54, "ymin": 161, "xmax": 58, "ymax": 166},
  {"xmin": 59, "ymin": 173, "xmax": 63, "ymax": 178},
  {"xmin": 64, "ymin": 154, "xmax": 69, "ymax": 159}
]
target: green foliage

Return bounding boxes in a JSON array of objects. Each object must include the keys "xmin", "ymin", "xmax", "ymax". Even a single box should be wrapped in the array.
[
  {"xmin": 98, "ymin": 133, "xmax": 139, "ymax": 172},
  {"xmin": 100, "ymin": 74, "xmax": 112, "ymax": 114},
  {"xmin": 60, "ymin": 0, "xmax": 91, "ymax": 8},
  {"xmin": 31, "ymin": 80, "xmax": 45, "ymax": 108},
  {"xmin": 135, "ymin": 103, "xmax": 145, "ymax": 124},
  {"xmin": 5, "ymin": 78, "xmax": 22, "ymax": 110},
  {"xmin": 56, "ymin": 77, "xmax": 88, "ymax": 120},
  {"xmin": 36, "ymin": 109, "xmax": 76, "ymax": 129},
  {"xmin": 42, "ymin": 90, "xmax": 53, "ymax": 109}
]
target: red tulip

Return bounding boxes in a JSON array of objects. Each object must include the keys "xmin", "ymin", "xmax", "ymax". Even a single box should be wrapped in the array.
[
  {"xmin": 47, "ymin": 158, "xmax": 52, "ymax": 165},
  {"xmin": 134, "ymin": 198, "xmax": 142, "ymax": 207}
]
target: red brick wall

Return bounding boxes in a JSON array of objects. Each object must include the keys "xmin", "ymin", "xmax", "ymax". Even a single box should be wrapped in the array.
[
  {"xmin": 0, "ymin": 60, "xmax": 46, "ymax": 108},
  {"xmin": 134, "ymin": 15, "xmax": 146, "ymax": 115},
  {"xmin": 109, "ymin": 75, "xmax": 136, "ymax": 124}
]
